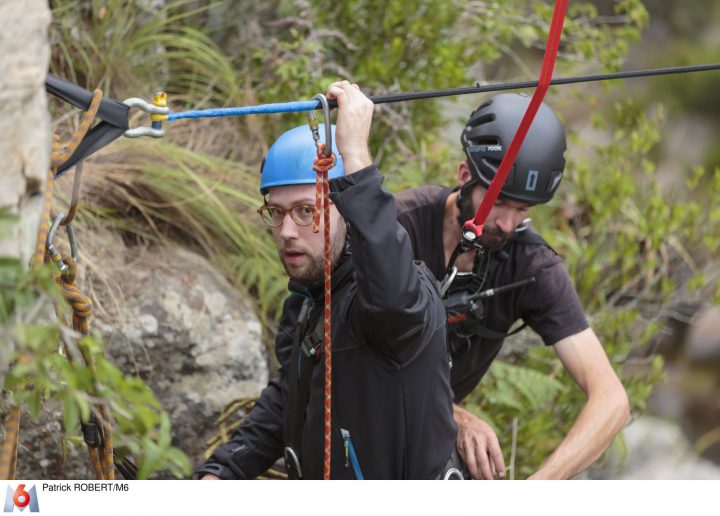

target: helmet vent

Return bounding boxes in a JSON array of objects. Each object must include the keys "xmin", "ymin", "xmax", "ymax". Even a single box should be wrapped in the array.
[{"xmin": 467, "ymin": 113, "xmax": 495, "ymax": 128}]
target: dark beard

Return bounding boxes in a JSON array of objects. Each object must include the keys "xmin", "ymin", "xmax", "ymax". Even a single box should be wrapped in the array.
[
  {"xmin": 479, "ymin": 225, "xmax": 510, "ymax": 250},
  {"xmin": 456, "ymin": 188, "xmax": 510, "ymax": 251}
]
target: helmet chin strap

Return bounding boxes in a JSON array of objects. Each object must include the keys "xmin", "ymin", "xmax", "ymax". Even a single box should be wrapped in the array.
[
  {"xmin": 441, "ymin": 179, "xmax": 486, "ymax": 296},
  {"xmin": 454, "ymin": 179, "xmax": 478, "ymax": 230}
]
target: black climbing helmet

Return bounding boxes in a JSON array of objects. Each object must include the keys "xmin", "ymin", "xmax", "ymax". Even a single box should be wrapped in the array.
[{"xmin": 460, "ymin": 93, "xmax": 566, "ymax": 204}]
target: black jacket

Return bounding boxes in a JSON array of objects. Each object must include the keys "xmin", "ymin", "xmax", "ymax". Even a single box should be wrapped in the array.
[{"xmin": 198, "ymin": 166, "xmax": 456, "ymax": 479}]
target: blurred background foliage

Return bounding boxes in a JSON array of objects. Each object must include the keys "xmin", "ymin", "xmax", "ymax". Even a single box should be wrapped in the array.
[{"xmin": 18, "ymin": 0, "xmax": 717, "ymax": 476}]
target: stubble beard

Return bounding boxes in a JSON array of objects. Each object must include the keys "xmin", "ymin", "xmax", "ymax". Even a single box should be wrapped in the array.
[{"xmin": 281, "ymin": 218, "xmax": 348, "ymax": 286}]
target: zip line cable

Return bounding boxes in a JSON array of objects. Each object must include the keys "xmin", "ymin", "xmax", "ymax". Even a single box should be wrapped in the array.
[
  {"xmin": 46, "ymin": 62, "xmax": 720, "ymax": 172},
  {"xmin": 166, "ymin": 63, "xmax": 720, "ymax": 121}
]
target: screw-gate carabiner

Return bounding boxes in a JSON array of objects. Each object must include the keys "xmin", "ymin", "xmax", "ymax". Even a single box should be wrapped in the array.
[
  {"xmin": 46, "ymin": 212, "xmax": 78, "ymax": 272},
  {"xmin": 123, "ymin": 92, "xmax": 169, "ymax": 138},
  {"xmin": 307, "ymin": 93, "xmax": 333, "ymax": 156}
]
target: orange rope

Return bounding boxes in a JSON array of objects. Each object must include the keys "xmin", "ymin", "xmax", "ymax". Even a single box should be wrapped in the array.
[
  {"xmin": 312, "ymin": 143, "xmax": 335, "ymax": 480},
  {"xmin": 55, "ymin": 256, "xmax": 114, "ymax": 480}
]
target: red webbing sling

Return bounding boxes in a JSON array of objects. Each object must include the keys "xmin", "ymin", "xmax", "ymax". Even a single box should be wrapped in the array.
[{"xmin": 464, "ymin": 0, "xmax": 568, "ymax": 237}]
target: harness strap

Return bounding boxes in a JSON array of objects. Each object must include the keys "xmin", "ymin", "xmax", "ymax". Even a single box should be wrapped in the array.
[
  {"xmin": 283, "ymin": 277, "xmax": 351, "ymax": 479},
  {"xmin": 283, "ymin": 298, "xmax": 317, "ymax": 479}
]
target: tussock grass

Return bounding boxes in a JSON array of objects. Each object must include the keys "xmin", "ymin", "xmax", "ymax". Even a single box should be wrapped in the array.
[{"xmin": 72, "ymin": 132, "xmax": 288, "ymax": 324}]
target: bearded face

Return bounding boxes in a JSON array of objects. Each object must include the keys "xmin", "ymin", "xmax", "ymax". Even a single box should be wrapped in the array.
[
  {"xmin": 458, "ymin": 183, "xmax": 532, "ymax": 251},
  {"xmin": 267, "ymin": 184, "xmax": 348, "ymax": 286}
]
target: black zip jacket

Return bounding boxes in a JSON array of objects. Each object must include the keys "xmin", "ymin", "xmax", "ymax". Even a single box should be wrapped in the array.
[{"xmin": 198, "ymin": 165, "xmax": 456, "ymax": 479}]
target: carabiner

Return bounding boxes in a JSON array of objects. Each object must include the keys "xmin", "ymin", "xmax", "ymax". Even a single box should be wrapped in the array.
[
  {"xmin": 123, "ymin": 92, "xmax": 169, "ymax": 138},
  {"xmin": 46, "ymin": 213, "xmax": 78, "ymax": 272},
  {"xmin": 60, "ymin": 161, "xmax": 84, "ymax": 227},
  {"xmin": 307, "ymin": 93, "xmax": 333, "ymax": 156},
  {"xmin": 439, "ymin": 266, "xmax": 458, "ymax": 298}
]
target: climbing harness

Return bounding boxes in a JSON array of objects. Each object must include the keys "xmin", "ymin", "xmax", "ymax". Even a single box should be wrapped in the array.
[
  {"xmin": 307, "ymin": 93, "xmax": 336, "ymax": 480},
  {"xmin": 282, "ymin": 275, "xmax": 353, "ymax": 480}
]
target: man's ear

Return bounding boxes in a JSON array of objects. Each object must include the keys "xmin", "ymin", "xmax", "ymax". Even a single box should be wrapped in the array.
[{"xmin": 458, "ymin": 161, "xmax": 472, "ymax": 187}]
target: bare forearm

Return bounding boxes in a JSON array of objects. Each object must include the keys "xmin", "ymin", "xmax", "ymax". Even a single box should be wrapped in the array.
[{"xmin": 530, "ymin": 387, "xmax": 629, "ymax": 479}]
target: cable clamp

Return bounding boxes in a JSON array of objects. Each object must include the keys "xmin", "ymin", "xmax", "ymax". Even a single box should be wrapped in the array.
[{"xmin": 123, "ymin": 93, "xmax": 169, "ymax": 138}]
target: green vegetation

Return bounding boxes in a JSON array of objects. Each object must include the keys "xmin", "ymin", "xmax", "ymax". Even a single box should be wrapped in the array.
[
  {"xmin": 0, "ymin": 211, "xmax": 191, "ymax": 478},
  {"xmin": 4, "ymin": 0, "xmax": 716, "ymax": 478},
  {"xmin": 467, "ymin": 104, "xmax": 720, "ymax": 477}
]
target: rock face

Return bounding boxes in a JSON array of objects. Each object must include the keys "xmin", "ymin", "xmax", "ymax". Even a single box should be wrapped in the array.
[
  {"xmin": 98, "ymin": 236, "xmax": 269, "ymax": 473},
  {"xmin": 0, "ymin": 0, "xmax": 51, "ymax": 264},
  {"xmin": 645, "ymin": 302, "xmax": 720, "ymax": 466},
  {"xmin": 599, "ymin": 417, "xmax": 720, "ymax": 479},
  {"xmin": 0, "ymin": 0, "xmax": 52, "ymax": 389},
  {"xmin": 14, "ymin": 228, "xmax": 269, "ymax": 478}
]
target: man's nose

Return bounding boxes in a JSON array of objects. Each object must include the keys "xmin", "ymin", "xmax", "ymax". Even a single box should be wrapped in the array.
[
  {"xmin": 495, "ymin": 209, "xmax": 516, "ymax": 233},
  {"xmin": 278, "ymin": 213, "xmax": 300, "ymax": 239}
]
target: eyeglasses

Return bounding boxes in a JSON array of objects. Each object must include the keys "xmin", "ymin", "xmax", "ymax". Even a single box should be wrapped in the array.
[{"xmin": 257, "ymin": 203, "xmax": 318, "ymax": 228}]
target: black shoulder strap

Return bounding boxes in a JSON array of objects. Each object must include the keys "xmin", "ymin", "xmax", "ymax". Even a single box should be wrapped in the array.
[
  {"xmin": 282, "ymin": 279, "xmax": 353, "ymax": 477},
  {"xmin": 283, "ymin": 298, "xmax": 319, "ymax": 458}
]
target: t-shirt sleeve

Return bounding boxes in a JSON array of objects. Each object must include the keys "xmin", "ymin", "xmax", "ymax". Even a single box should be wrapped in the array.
[{"xmin": 517, "ymin": 247, "xmax": 589, "ymax": 346}]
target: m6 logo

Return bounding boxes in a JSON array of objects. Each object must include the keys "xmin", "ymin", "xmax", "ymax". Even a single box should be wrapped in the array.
[{"xmin": 3, "ymin": 485, "xmax": 39, "ymax": 513}]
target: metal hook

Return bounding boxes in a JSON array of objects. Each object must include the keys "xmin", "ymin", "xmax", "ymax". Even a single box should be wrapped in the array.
[
  {"xmin": 123, "ymin": 93, "xmax": 169, "ymax": 138},
  {"xmin": 308, "ymin": 93, "xmax": 333, "ymax": 156},
  {"xmin": 60, "ymin": 161, "xmax": 84, "ymax": 227},
  {"xmin": 439, "ymin": 266, "xmax": 458, "ymax": 298},
  {"xmin": 47, "ymin": 212, "xmax": 78, "ymax": 271}
]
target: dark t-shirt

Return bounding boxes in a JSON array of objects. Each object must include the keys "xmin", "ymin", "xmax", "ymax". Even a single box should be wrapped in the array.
[{"xmin": 396, "ymin": 185, "xmax": 589, "ymax": 402}]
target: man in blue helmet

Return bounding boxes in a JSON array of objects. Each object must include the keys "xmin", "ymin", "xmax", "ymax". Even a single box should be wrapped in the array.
[
  {"xmin": 396, "ymin": 93, "xmax": 629, "ymax": 480},
  {"xmin": 197, "ymin": 81, "xmax": 458, "ymax": 479}
]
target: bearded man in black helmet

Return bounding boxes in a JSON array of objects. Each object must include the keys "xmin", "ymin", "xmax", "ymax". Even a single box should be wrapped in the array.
[{"xmin": 396, "ymin": 93, "xmax": 629, "ymax": 480}]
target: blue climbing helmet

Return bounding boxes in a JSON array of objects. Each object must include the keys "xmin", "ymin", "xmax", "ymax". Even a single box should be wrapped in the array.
[{"xmin": 259, "ymin": 125, "xmax": 344, "ymax": 195}]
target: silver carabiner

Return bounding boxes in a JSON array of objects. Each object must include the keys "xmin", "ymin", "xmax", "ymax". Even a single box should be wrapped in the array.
[
  {"xmin": 47, "ymin": 212, "xmax": 78, "ymax": 271},
  {"xmin": 443, "ymin": 467, "xmax": 464, "ymax": 480},
  {"xmin": 123, "ymin": 93, "xmax": 169, "ymax": 138},
  {"xmin": 307, "ymin": 93, "xmax": 333, "ymax": 156},
  {"xmin": 439, "ymin": 266, "xmax": 458, "ymax": 297}
]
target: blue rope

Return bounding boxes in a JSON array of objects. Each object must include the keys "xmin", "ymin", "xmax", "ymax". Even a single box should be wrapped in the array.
[{"xmin": 167, "ymin": 100, "xmax": 320, "ymax": 121}]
